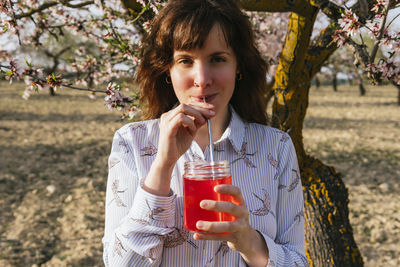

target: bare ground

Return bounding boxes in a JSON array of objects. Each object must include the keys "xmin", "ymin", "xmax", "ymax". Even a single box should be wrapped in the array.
[{"xmin": 0, "ymin": 82, "xmax": 399, "ymax": 266}]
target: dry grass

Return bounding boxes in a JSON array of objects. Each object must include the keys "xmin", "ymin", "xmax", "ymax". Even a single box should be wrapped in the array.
[{"xmin": 0, "ymin": 81, "xmax": 399, "ymax": 266}]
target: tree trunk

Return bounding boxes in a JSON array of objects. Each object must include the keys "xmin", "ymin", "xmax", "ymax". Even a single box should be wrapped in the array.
[
  {"xmin": 332, "ymin": 73, "xmax": 338, "ymax": 92},
  {"xmin": 359, "ymin": 84, "xmax": 366, "ymax": 96},
  {"xmin": 301, "ymin": 156, "xmax": 363, "ymax": 266},
  {"xmin": 392, "ymin": 82, "xmax": 400, "ymax": 106},
  {"xmin": 353, "ymin": 65, "xmax": 366, "ymax": 96},
  {"xmin": 315, "ymin": 76, "xmax": 320, "ymax": 89},
  {"xmin": 270, "ymin": 6, "xmax": 363, "ymax": 266}
]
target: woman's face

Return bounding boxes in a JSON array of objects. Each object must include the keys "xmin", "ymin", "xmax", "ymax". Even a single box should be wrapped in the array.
[{"xmin": 169, "ymin": 24, "xmax": 238, "ymax": 119}]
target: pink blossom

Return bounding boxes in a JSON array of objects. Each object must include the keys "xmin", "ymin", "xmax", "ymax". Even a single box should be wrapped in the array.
[
  {"xmin": 379, "ymin": 60, "xmax": 399, "ymax": 80},
  {"xmin": 338, "ymin": 9, "xmax": 361, "ymax": 37},
  {"xmin": 104, "ymin": 83, "xmax": 133, "ymax": 111},
  {"xmin": 333, "ymin": 29, "xmax": 347, "ymax": 47},
  {"xmin": 371, "ymin": 0, "xmax": 387, "ymax": 13},
  {"xmin": 366, "ymin": 21, "xmax": 380, "ymax": 37},
  {"xmin": 0, "ymin": 1, "xmax": 9, "ymax": 14},
  {"xmin": 5, "ymin": 59, "xmax": 24, "ymax": 83},
  {"xmin": 366, "ymin": 62, "xmax": 378, "ymax": 73}
]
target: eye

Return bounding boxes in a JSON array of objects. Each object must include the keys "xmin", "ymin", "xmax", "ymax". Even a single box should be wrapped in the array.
[
  {"xmin": 211, "ymin": 56, "xmax": 227, "ymax": 63},
  {"xmin": 177, "ymin": 58, "xmax": 193, "ymax": 65}
]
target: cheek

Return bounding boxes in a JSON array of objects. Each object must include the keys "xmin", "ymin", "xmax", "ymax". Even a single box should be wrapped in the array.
[{"xmin": 216, "ymin": 70, "xmax": 236, "ymax": 88}]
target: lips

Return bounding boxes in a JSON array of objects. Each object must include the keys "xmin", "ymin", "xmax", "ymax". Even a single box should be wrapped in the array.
[{"xmin": 191, "ymin": 93, "xmax": 217, "ymax": 103}]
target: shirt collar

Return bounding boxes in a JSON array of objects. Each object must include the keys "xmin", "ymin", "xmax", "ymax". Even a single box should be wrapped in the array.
[{"xmin": 215, "ymin": 106, "xmax": 246, "ymax": 154}]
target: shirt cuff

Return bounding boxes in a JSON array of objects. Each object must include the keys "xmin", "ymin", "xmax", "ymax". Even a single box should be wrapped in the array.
[
  {"xmin": 129, "ymin": 185, "xmax": 176, "ymax": 228},
  {"xmin": 259, "ymin": 231, "xmax": 278, "ymax": 267}
]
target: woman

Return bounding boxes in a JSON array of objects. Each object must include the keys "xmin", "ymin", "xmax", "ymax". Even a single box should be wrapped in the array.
[{"xmin": 102, "ymin": 0, "xmax": 307, "ymax": 266}]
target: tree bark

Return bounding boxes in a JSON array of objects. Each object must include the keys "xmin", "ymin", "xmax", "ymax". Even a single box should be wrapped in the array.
[
  {"xmin": 392, "ymin": 82, "xmax": 400, "ymax": 106},
  {"xmin": 332, "ymin": 72, "xmax": 338, "ymax": 92},
  {"xmin": 268, "ymin": 3, "xmax": 363, "ymax": 266}
]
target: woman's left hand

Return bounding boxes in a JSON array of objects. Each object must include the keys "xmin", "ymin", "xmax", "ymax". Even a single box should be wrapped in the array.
[{"xmin": 193, "ymin": 184, "xmax": 269, "ymax": 263}]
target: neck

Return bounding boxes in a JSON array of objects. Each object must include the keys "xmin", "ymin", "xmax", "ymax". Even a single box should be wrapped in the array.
[{"xmin": 195, "ymin": 106, "xmax": 231, "ymax": 151}]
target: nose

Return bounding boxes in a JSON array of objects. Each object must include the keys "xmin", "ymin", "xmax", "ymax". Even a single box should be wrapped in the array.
[{"xmin": 193, "ymin": 62, "xmax": 212, "ymax": 88}]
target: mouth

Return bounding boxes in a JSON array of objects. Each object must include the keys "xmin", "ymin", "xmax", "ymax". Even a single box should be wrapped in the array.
[{"xmin": 191, "ymin": 93, "xmax": 217, "ymax": 103}]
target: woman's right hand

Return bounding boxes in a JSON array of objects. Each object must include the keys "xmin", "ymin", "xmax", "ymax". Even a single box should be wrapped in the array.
[
  {"xmin": 156, "ymin": 102, "xmax": 215, "ymax": 168},
  {"xmin": 143, "ymin": 102, "xmax": 214, "ymax": 196}
]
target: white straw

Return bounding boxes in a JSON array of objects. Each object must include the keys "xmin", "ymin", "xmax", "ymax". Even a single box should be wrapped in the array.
[
  {"xmin": 208, "ymin": 118, "xmax": 214, "ymax": 162},
  {"xmin": 203, "ymin": 97, "xmax": 214, "ymax": 162}
]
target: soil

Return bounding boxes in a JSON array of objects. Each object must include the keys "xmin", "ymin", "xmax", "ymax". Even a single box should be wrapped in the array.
[{"xmin": 0, "ymin": 82, "xmax": 399, "ymax": 266}]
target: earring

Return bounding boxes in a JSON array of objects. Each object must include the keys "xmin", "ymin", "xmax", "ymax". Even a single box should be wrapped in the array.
[
  {"xmin": 237, "ymin": 72, "xmax": 242, "ymax": 81},
  {"xmin": 165, "ymin": 76, "xmax": 172, "ymax": 84}
]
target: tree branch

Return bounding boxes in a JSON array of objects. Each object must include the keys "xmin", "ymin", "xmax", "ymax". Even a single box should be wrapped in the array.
[
  {"xmin": 239, "ymin": 0, "xmax": 312, "ymax": 16},
  {"xmin": 305, "ymin": 24, "xmax": 338, "ymax": 78},
  {"xmin": 0, "ymin": 64, "xmax": 107, "ymax": 93},
  {"xmin": 307, "ymin": 0, "xmax": 343, "ymax": 20},
  {"xmin": 15, "ymin": 0, "xmax": 94, "ymax": 19},
  {"xmin": 370, "ymin": 0, "xmax": 391, "ymax": 63}
]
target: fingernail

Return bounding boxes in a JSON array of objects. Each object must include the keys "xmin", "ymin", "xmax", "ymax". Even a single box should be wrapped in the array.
[
  {"xmin": 196, "ymin": 221, "xmax": 204, "ymax": 228},
  {"xmin": 208, "ymin": 110, "xmax": 215, "ymax": 115},
  {"xmin": 200, "ymin": 200, "xmax": 208, "ymax": 208}
]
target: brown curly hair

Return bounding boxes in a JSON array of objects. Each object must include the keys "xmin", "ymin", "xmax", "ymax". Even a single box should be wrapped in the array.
[{"xmin": 135, "ymin": 0, "xmax": 268, "ymax": 125}]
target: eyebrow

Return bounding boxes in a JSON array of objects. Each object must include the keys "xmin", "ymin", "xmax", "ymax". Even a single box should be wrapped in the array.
[{"xmin": 173, "ymin": 51, "xmax": 232, "ymax": 57}]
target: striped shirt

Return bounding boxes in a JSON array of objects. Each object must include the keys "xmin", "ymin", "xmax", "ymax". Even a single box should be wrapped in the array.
[{"xmin": 102, "ymin": 107, "xmax": 307, "ymax": 266}]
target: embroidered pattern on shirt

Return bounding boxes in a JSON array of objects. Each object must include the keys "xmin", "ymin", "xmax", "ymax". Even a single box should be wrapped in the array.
[
  {"xmin": 275, "ymin": 238, "xmax": 289, "ymax": 245},
  {"xmin": 294, "ymin": 210, "xmax": 305, "ymax": 224},
  {"xmin": 278, "ymin": 169, "xmax": 300, "ymax": 192},
  {"xmin": 161, "ymin": 227, "xmax": 198, "ymax": 249},
  {"xmin": 113, "ymin": 234, "xmax": 127, "ymax": 257},
  {"xmin": 251, "ymin": 189, "xmax": 275, "ymax": 217},
  {"xmin": 108, "ymin": 179, "xmax": 127, "ymax": 207},
  {"xmin": 131, "ymin": 218, "xmax": 150, "ymax": 225},
  {"xmin": 268, "ymin": 153, "xmax": 279, "ymax": 179},
  {"xmin": 118, "ymin": 140, "xmax": 129, "ymax": 153},
  {"xmin": 280, "ymin": 132, "xmax": 289, "ymax": 142},
  {"xmin": 231, "ymin": 141, "xmax": 256, "ymax": 168},
  {"xmin": 131, "ymin": 123, "xmax": 146, "ymax": 131},
  {"xmin": 268, "ymin": 153, "xmax": 278, "ymax": 169},
  {"xmin": 191, "ymin": 151, "xmax": 203, "ymax": 161},
  {"xmin": 141, "ymin": 141, "xmax": 157, "ymax": 156},
  {"xmin": 108, "ymin": 159, "xmax": 120, "ymax": 169},
  {"xmin": 216, "ymin": 241, "xmax": 229, "ymax": 256},
  {"xmin": 145, "ymin": 199, "xmax": 165, "ymax": 220}
]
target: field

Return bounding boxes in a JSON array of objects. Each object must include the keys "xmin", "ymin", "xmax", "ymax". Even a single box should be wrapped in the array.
[{"xmin": 0, "ymin": 81, "xmax": 399, "ymax": 266}]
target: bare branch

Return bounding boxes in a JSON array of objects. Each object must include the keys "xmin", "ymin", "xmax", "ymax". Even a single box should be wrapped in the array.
[
  {"xmin": 308, "ymin": 0, "xmax": 342, "ymax": 20},
  {"xmin": 306, "ymin": 24, "xmax": 338, "ymax": 78},
  {"xmin": 239, "ymin": 0, "xmax": 297, "ymax": 14}
]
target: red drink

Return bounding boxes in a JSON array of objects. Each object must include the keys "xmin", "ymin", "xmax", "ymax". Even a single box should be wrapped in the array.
[{"xmin": 183, "ymin": 161, "xmax": 234, "ymax": 232}]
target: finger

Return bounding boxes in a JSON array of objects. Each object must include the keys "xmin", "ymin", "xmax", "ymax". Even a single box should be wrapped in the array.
[
  {"xmin": 214, "ymin": 185, "xmax": 245, "ymax": 206},
  {"xmin": 195, "ymin": 220, "xmax": 240, "ymax": 234},
  {"xmin": 168, "ymin": 112, "xmax": 197, "ymax": 135},
  {"xmin": 200, "ymin": 199, "xmax": 246, "ymax": 218},
  {"xmin": 170, "ymin": 103, "xmax": 214, "ymax": 125},
  {"xmin": 193, "ymin": 231, "xmax": 232, "ymax": 241}
]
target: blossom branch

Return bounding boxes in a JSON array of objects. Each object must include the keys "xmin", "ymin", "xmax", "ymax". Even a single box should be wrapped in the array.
[
  {"xmin": 0, "ymin": 63, "xmax": 106, "ymax": 93},
  {"xmin": 370, "ymin": 0, "xmax": 391, "ymax": 63}
]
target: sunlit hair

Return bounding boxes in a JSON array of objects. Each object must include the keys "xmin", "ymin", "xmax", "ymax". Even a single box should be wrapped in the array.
[{"xmin": 136, "ymin": 0, "xmax": 268, "ymax": 125}]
